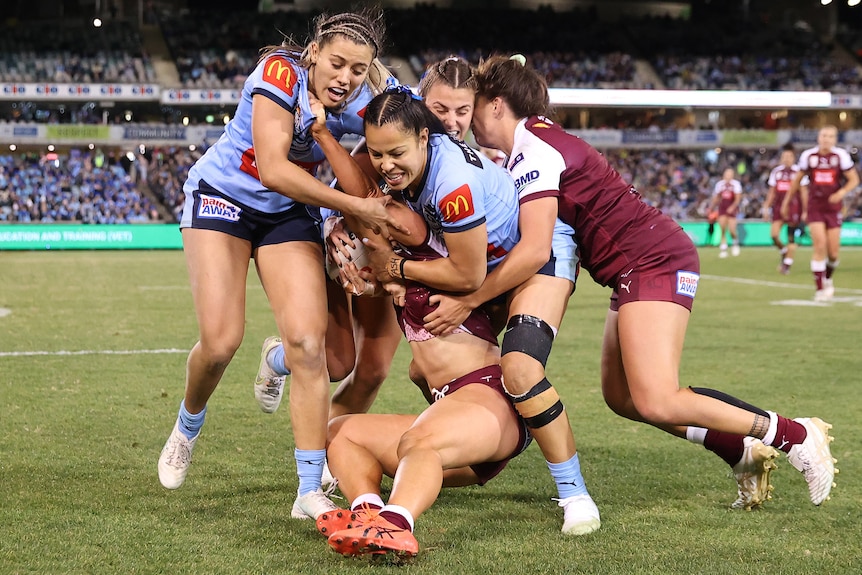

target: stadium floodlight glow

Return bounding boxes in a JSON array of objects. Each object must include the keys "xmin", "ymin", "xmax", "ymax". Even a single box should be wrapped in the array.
[
  {"xmin": 821, "ymin": 0, "xmax": 832, "ymax": 5},
  {"xmin": 9, "ymin": 144, "xmax": 16, "ymax": 151},
  {"xmin": 548, "ymin": 88, "xmax": 832, "ymax": 108},
  {"xmin": 93, "ymin": 17, "xmax": 102, "ymax": 27},
  {"xmin": 849, "ymin": 0, "xmax": 860, "ymax": 7}
]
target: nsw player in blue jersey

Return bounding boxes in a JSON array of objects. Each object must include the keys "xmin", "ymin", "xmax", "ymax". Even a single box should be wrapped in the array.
[
  {"xmin": 157, "ymin": 10, "xmax": 407, "ymax": 523},
  {"xmin": 305, "ymin": 86, "xmax": 531, "ymax": 561},
  {"xmin": 410, "ymin": 57, "xmax": 601, "ymax": 535}
]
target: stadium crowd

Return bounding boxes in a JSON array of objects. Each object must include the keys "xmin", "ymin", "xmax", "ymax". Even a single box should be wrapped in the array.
[
  {"xmin": 1, "ymin": 4, "xmax": 861, "ymax": 223},
  {"xmin": 4, "ymin": 145, "xmax": 859, "ymax": 225},
  {"xmin": 0, "ymin": 20, "xmax": 154, "ymax": 84},
  {"xmin": 0, "ymin": 150, "xmax": 160, "ymax": 223}
]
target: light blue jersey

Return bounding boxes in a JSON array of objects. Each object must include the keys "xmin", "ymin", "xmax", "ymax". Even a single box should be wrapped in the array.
[
  {"xmin": 184, "ymin": 51, "xmax": 373, "ymax": 214},
  {"xmin": 402, "ymin": 134, "xmax": 520, "ymax": 271}
]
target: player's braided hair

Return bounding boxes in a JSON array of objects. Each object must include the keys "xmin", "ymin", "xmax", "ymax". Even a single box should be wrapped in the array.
[
  {"xmin": 364, "ymin": 89, "xmax": 446, "ymax": 137},
  {"xmin": 259, "ymin": 8, "xmax": 386, "ymax": 67},
  {"xmin": 418, "ymin": 55, "xmax": 476, "ymax": 97},
  {"xmin": 310, "ymin": 11, "xmax": 384, "ymax": 59},
  {"xmin": 475, "ymin": 54, "xmax": 550, "ymax": 119}
]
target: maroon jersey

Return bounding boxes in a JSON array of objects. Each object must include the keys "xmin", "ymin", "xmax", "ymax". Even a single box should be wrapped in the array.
[
  {"xmin": 767, "ymin": 164, "xmax": 802, "ymax": 223},
  {"xmin": 508, "ymin": 116, "xmax": 683, "ymax": 288},
  {"xmin": 798, "ymin": 145, "xmax": 855, "ymax": 212},
  {"xmin": 712, "ymin": 178, "xmax": 742, "ymax": 216},
  {"xmin": 394, "ymin": 232, "xmax": 498, "ymax": 347}
]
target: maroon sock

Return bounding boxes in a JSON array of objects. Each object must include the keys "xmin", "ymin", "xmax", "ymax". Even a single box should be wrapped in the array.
[
  {"xmin": 770, "ymin": 416, "xmax": 807, "ymax": 453},
  {"xmin": 351, "ymin": 503, "xmax": 382, "ymax": 511},
  {"xmin": 814, "ymin": 271, "xmax": 824, "ymax": 290},
  {"xmin": 379, "ymin": 510, "xmax": 412, "ymax": 531},
  {"xmin": 704, "ymin": 430, "xmax": 746, "ymax": 467},
  {"xmin": 826, "ymin": 264, "xmax": 836, "ymax": 279}
]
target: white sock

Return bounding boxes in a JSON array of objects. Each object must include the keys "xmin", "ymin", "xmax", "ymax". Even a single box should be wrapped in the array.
[
  {"xmin": 351, "ymin": 493, "xmax": 385, "ymax": 510},
  {"xmin": 762, "ymin": 411, "xmax": 778, "ymax": 446},
  {"xmin": 685, "ymin": 426, "xmax": 708, "ymax": 445}
]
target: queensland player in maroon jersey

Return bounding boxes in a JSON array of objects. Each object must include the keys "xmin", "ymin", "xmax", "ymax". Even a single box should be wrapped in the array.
[
  {"xmin": 468, "ymin": 55, "xmax": 837, "ymax": 511},
  {"xmin": 783, "ymin": 126, "xmax": 859, "ymax": 300},
  {"xmin": 762, "ymin": 144, "xmax": 805, "ymax": 274},
  {"xmin": 707, "ymin": 168, "xmax": 743, "ymax": 258}
]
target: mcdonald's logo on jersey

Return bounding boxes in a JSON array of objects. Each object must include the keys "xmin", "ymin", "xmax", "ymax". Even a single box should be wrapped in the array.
[
  {"xmin": 439, "ymin": 184, "xmax": 475, "ymax": 223},
  {"xmin": 263, "ymin": 56, "xmax": 298, "ymax": 97}
]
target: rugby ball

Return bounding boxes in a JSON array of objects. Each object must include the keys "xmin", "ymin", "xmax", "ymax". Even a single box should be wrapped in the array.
[{"xmin": 326, "ymin": 228, "xmax": 372, "ymax": 280}]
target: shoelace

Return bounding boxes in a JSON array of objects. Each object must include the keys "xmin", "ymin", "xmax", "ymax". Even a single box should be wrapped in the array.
[
  {"xmin": 263, "ymin": 376, "xmax": 285, "ymax": 397},
  {"xmin": 166, "ymin": 438, "xmax": 191, "ymax": 467}
]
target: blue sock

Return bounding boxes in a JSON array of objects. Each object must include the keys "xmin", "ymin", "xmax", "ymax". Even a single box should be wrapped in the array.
[
  {"xmin": 178, "ymin": 401, "xmax": 206, "ymax": 440},
  {"xmin": 295, "ymin": 448, "xmax": 326, "ymax": 496},
  {"xmin": 268, "ymin": 345, "xmax": 291, "ymax": 376},
  {"xmin": 547, "ymin": 453, "xmax": 589, "ymax": 499}
]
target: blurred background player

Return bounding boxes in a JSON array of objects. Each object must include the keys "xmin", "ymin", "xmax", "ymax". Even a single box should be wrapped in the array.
[
  {"xmin": 762, "ymin": 144, "xmax": 805, "ymax": 274},
  {"xmin": 707, "ymin": 167, "xmax": 743, "ymax": 258},
  {"xmin": 784, "ymin": 125, "xmax": 859, "ymax": 301}
]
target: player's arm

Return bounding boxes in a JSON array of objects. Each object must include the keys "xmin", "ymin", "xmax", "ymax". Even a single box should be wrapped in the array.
[
  {"xmin": 762, "ymin": 185, "xmax": 776, "ymax": 219},
  {"xmin": 782, "ymin": 170, "xmax": 804, "ymax": 219},
  {"xmin": 309, "ymin": 96, "xmax": 416, "ymax": 245},
  {"xmin": 707, "ymin": 186, "xmax": 719, "ymax": 210},
  {"xmin": 365, "ymin": 224, "xmax": 488, "ymax": 292},
  {"xmin": 252, "ymin": 95, "xmax": 404, "ymax": 238},
  {"xmin": 729, "ymin": 187, "xmax": 742, "ymax": 213},
  {"xmin": 423, "ymin": 196, "xmax": 555, "ymax": 334},
  {"xmin": 830, "ymin": 167, "xmax": 860, "ymax": 204}
]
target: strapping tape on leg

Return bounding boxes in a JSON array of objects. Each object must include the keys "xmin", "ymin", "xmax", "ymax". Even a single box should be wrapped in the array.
[{"xmin": 509, "ymin": 378, "xmax": 565, "ymax": 429}]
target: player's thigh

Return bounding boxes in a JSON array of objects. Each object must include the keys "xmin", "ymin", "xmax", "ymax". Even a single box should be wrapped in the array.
[
  {"xmin": 255, "ymin": 241, "xmax": 329, "ymax": 346},
  {"xmin": 182, "ymin": 228, "xmax": 251, "ymax": 345},
  {"xmin": 350, "ymin": 294, "xmax": 402, "ymax": 367},
  {"xmin": 601, "ymin": 308, "xmax": 631, "ymax": 411},
  {"xmin": 325, "ymin": 279, "xmax": 357, "ymax": 379},
  {"xmin": 406, "ymin": 385, "xmax": 520, "ymax": 467},
  {"xmin": 617, "ymin": 301, "xmax": 688, "ymax": 407},
  {"xmin": 508, "ymin": 273, "xmax": 573, "ymax": 330},
  {"xmin": 504, "ymin": 274, "xmax": 573, "ymax": 385},
  {"xmin": 329, "ymin": 413, "xmax": 417, "ymax": 477}
]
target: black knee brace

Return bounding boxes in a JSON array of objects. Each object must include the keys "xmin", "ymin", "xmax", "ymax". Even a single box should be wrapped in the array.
[{"xmin": 501, "ymin": 314, "xmax": 555, "ymax": 367}]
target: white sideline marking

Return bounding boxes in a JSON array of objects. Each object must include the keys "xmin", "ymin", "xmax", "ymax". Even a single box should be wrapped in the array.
[
  {"xmin": 701, "ymin": 274, "xmax": 862, "ymax": 295},
  {"xmin": 0, "ymin": 307, "xmax": 11, "ymax": 318},
  {"xmin": 0, "ymin": 348, "xmax": 187, "ymax": 358}
]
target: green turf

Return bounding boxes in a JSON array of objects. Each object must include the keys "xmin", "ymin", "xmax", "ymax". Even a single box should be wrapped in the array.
[{"xmin": 1, "ymin": 246, "xmax": 860, "ymax": 574}]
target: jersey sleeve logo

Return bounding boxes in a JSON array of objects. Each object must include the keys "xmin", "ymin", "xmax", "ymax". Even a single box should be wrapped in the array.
[
  {"xmin": 439, "ymin": 184, "xmax": 475, "ymax": 223},
  {"xmin": 356, "ymin": 105, "xmax": 367, "ymax": 119},
  {"xmin": 262, "ymin": 56, "xmax": 298, "ymax": 97}
]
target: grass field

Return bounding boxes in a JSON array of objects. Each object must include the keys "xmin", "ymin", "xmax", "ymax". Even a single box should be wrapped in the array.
[{"xmin": 1, "ymin": 246, "xmax": 860, "ymax": 575}]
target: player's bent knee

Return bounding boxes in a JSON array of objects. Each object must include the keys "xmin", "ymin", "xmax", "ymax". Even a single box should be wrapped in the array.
[
  {"xmin": 506, "ymin": 378, "xmax": 565, "ymax": 429},
  {"xmin": 396, "ymin": 427, "xmax": 439, "ymax": 459},
  {"xmin": 501, "ymin": 314, "xmax": 555, "ymax": 367}
]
